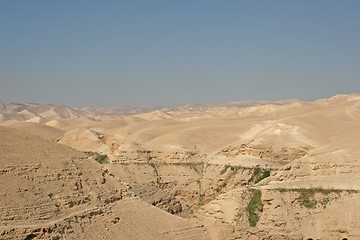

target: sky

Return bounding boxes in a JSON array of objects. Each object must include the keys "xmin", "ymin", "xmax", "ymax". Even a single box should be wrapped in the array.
[{"xmin": 1, "ymin": 0, "xmax": 359, "ymax": 107}]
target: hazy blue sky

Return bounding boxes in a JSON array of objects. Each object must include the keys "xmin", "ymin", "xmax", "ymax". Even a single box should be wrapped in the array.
[{"xmin": 1, "ymin": 1, "xmax": 359, "ymax": 106}]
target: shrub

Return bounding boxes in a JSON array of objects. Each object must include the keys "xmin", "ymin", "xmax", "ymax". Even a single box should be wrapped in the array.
[
  {"xmin": 274, "ymin": 187, "xmax": 353, "ymax": 208},
  {"xmin": 94, "ymin": 153, "xmax": 108, "ymax": 164},
  {"xmin": 252, "ymin": 168, "xmax": 271, "ymax": 184},
  {"xmin": 246, "ymin": 189, "xmax": 264, "ymax": 227},
  {"xmin": 220, "ymin": 165, "xmax": 232, "ymax": 175}
]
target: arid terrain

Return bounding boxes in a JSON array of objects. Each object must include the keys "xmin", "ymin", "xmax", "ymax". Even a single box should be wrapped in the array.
[{"xmin": 1, "ymin": 93, "xmax": 360, "ymax": 239}]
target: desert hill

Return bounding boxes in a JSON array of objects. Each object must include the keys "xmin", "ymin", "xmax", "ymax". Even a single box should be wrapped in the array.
[
  {"xmin": 0, "ymin": 126, "xmax": 206, "ymax": 239},
  {"xmin": 75, "ymin": 105, "xmax": 163, "ymax": 116},
  {"xmin": 0, "ymin": 99, "xmax": 298, "ymax": 123},
  {"xmin": 0, "ymin": 102, "xmax": 82, "ymax": 124},
  {"xmin": 1, "ymin": 93, "xmax": 360, "ymax": 239}
]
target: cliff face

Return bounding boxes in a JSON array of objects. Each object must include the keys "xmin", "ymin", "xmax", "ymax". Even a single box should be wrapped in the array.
[
  {"xmin": 196, "ymin": 187, "xmax": 360, "ymax": 240},
  {"xmin": 259, "ymin": 189, "xmax": 360, "ymax": 239}
]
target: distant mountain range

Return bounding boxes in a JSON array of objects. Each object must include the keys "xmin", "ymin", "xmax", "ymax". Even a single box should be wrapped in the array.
[
  {"xmin": 5, "ymin": 93, "xmax": 360, "ymax": 124},
  {"xmin": 0, "ymin": 102, "xmax": 81, "ymax": 123},
  {"xmin": 0, "ymin": 99, "xmax": 300, "ymax": 123}
]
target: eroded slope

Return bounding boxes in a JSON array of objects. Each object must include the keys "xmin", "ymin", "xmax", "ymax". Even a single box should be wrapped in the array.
[{"xmin": 0, "ymin": 126, "xmax": 207, "ymax": 239}]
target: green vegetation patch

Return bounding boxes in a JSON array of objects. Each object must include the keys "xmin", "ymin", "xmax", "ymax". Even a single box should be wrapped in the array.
[
  {"xmin": 94, "ymin": 153, "xmax": 109, "ymax": 164},
  {"xmin": 219, "ymin": 165, "xmax": 273, "ymax": 185},
  {"xmin": 220, "ymin": 165, "xmax": 234, "ymax": 175},
  {"xmin": 246, "ymin": 189, "xmax": 264, "ymax": 227},
  {"xmin": 220, "ymin": 164, "xmax": 253, "ymax": 175},
  {"xmin": 148, "ymin": 162, "xmax": 159, "ymax": 176},
  {"xmin": 275, "ymin": 187, "xmax": 357, "ymax": 208},
  {"xmin": 149, "ymin": 162, "xmax": 157, "ymax": 169},
  {"xmin": 251, "ymin": 167, "xmax": 272, "ymax": 184}
]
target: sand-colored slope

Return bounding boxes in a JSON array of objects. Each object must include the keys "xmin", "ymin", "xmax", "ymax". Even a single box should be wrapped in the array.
[
  {"xmin": 258, "ymin": 95, "xmax": 360, "ymax": 190},
  {"xmin": 53, "ymin": 94, "xmax": 359, "ymax": 166},
  {"xmin": 1, "ymin": 120, "xmax": 64, "ymax": 140},
  {"xmin": 0, "ymin": 126, "xmax": 207, "ymax": 239}
]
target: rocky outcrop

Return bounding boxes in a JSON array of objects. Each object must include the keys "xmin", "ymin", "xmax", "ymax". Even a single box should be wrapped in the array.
[
  {"xmin": 197, "ymin": 187, "xmax": 360, "ymax": 239},
  {"xmin": 109, "ymin": 148, "xmax": 205, "ymax": 164},
  {"xmin": 106, "ymin": 162, "xmax": 274, "ymax": 218},
  {"xmin": 152, "ymin": 197, "xmax": 183, "ymax": 214},
  {"xmin": 218, "ymin": 144, "xmax": 309, "ymax": 164}
]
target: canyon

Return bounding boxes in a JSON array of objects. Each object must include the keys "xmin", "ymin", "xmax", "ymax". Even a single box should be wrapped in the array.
[{"xmin": 1, "ymin": 93, "xmax": 360, "ymax": 239}]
